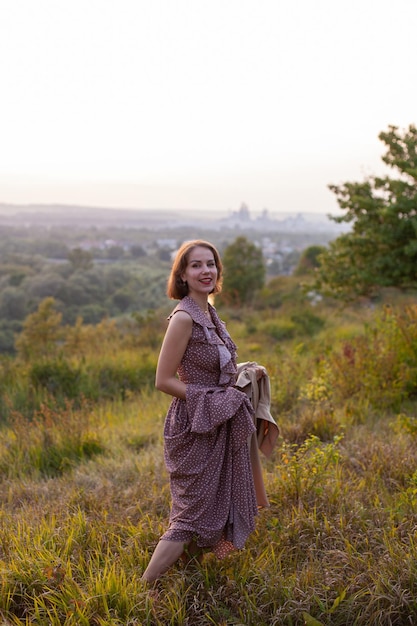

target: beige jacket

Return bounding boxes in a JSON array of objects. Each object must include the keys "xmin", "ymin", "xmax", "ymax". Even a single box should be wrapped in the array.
[{"xmin": 236, "ymin": 361, "xmax": 280, "ymax": 508}]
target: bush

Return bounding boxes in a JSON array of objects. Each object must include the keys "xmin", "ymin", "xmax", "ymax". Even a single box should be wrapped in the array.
[
  {"xmin": 290, "ymin": 310, "xmax": 325, "ymax": 336},
  {"xmin": 304, "ymin": 305, "xmax": 417, "ymax": 412},
  {"xmin": 93, "ymin": 359, "xmax": 156, "ymax": 400},
  {"xmin": 0, "ymin": 327, "xmax": 16, "ymax": 354},
  {"xmin": 28, "ymin": 355, "xmax": 157, "ymax": 404},
  {"xmin": 260, "ymin": 320, "xmax": 296, "ymax": 341},
  {"xmin": 29, "ymin": 360, "xmax": 87, "ymax": 400}
]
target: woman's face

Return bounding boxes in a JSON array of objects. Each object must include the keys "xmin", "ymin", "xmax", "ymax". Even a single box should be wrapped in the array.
[{"xmin": 181, "ymin": 246, "xmax": 218, "ymax": 298}]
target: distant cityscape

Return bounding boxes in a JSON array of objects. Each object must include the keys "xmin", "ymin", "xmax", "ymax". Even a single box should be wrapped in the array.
[
  {"xmin": 218, "ymin": 203, "xmax": 348, "ymax": 233},
  {"xmin": 0, "ymin": 201, "xmax": 348, "ymax": 234},
  {"xmin": 0, "ymin": 201, "xmax": 349, "ymax": 276}
]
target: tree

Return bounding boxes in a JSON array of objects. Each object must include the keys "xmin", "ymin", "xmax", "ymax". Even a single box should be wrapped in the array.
[
  {"xmin": 0, "ymin": 287, "xmax": 27, "ymax": 320},
  {"xmin": 221, "ymin": 236, "xmax": 265, "ymax": 306},
  {"xmin": 294, "ymin": 245, "xmax": 326, "ymax": 276},
  {"xmin": 15, "ymin": 297, "xmax": 63, "ymax": 360},
  {"xmin": 106, "ymin": 245, "xmax": 125, "ymax": 260},
  {"xmin": 68, "ymin": 247, "xmax": 93, "ymax": 272},
  {"xmin": 130, "ymin": 244, "xmax": 146, "ymax": 259},
  {"xmin": 315, "ymin": 124, "xmax": 417, "ymax": 300}
]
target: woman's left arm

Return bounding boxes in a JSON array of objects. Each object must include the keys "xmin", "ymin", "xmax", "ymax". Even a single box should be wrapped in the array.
[{"xmin": 155, "ymin": 310, "xmax": 192, "ymax": 399}]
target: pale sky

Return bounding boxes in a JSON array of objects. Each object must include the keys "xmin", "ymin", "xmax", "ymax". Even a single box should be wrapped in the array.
[{"xmin": 0, "ymin": 0, "xmax": 416, "ymax": 215}]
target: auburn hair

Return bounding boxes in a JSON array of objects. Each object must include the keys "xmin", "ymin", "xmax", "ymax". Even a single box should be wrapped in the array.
[{"xmin": 167, "ymin": 240, "xmax": 223, "ymax": 300}]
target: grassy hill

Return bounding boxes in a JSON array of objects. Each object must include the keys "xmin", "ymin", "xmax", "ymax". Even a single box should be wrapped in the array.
[{"xmin": 1, "ymin": 284, "xmax": 417, "ymax": 625}]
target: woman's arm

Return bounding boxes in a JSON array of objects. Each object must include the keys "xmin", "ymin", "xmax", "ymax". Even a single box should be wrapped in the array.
[{"xmin": 155, "ymin": 311, "xmax": 192, "ymax": 399}]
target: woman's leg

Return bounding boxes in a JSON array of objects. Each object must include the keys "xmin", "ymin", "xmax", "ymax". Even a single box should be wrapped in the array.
[{"xmin": 141, "ymin": 539, "xmax": 186, "ymax": 583}]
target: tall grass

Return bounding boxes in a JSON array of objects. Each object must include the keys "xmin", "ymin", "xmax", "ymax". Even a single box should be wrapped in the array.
[{"xmin": 1, "ymin": 297, "xmax": 417, "ymax": 624}]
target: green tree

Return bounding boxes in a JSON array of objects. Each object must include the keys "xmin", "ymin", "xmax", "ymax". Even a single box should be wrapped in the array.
[
  {"xmin": 0, "ymin": 287, "xmax": 27, "ymax": 320},
  {"xmin": 315, "ymin": 124, "xmax": 417, "ymax": 300},
  {"xmin": 294, "ymin": 245, "xmax": 326, "ymax": 276},
  {"xmin": 106, "ymin": 245, "xmax": 125, "ymax": 260},
  {"xmin": 130, "ymin": 244, "xmax": 146, "ymax": 259},
  {"xmin": 68, "ymin": 247, "xmax": 94, "ymax": 272},
  {"xmin": 221, "ymin": 236, "xmax": 265, "ymax": 306},
  {"xmin": 15, "ymin": 297, "xmax": 63, "ymax": 360}
]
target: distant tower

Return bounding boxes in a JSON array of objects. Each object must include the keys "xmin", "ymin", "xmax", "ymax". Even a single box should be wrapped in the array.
[{"xmin": 238, "ymin": 202, "xmax": 250, "ymax": 220}]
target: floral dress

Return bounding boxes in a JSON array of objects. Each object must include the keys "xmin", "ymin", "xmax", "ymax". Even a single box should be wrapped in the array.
[{"xmin": 160, "ymin": 296, "xmax": 258, "ymax": 557}]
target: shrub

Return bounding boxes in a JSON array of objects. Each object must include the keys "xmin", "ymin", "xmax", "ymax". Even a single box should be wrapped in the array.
[
  {"xmin": 260, "ymin": 320, "xmax": 296, "ymax": 341},
  {"xmin": 305, "ymin": 305, "xmax": 417, "ymax": 413},
  {"xmin": 0, "ymin": 327, "xmax": 16, "ymax": 353},
  {"xmin": 274, "ymin": 434, "xmax": 343, "ymax": 507},
  {"xmin": 93, "ymin": 358, "xmax": 156, "ymax": 400},
  {"xmin": 290, "ymin": 309, "xmax": 325, "ymax": 336},
  {"xmin": 28, "ymin": 356, "xmax": 157, "ymax": 404},
  {"xmin": 29, "ymin": 360, "xmax": 87, "ymax": 400}
]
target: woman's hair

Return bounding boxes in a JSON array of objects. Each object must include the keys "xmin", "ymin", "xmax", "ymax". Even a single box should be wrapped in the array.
[{"xmin": 167, "ymin": 239, "xmax": 223, "ymax": 300}]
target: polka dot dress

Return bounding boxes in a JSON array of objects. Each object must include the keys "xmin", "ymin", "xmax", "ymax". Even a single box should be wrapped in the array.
[{"xmin": 160, "ymin": 296, "xmax": 258, "ymax": 556}]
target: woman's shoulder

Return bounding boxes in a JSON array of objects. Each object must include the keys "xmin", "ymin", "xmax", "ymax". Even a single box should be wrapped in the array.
[
  {"xmin": 169, "ymin": 297, "xmax": 193, "ymax": 319},
  {"xmin": 166, "ymin": 310, "xmax": 193, "ymax": 339},
  {"xmin": 169, "ymin": 308, "xmax": 192, "ymax": 324},
  {"xmin": 171, "ymin": 296, "xmax": 209, "ymax": 326}
]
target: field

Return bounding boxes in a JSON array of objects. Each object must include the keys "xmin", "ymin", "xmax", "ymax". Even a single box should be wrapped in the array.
[{"xmin": 1, "ymin": 286, "xmax": 417, "ymax": 625}]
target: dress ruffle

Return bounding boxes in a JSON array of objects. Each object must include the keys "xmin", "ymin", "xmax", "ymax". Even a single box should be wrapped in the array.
[{"xmin": 186, "ymin": 383, "xmax": 255, "ymax": 447}]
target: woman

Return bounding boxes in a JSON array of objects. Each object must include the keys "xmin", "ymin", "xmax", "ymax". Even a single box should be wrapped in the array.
[{"xmin": 141, "ymin": 239, "xmax": 262, "ymax": 583}]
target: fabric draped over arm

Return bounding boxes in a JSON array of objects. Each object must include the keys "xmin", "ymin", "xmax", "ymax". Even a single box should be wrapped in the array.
[{"xmin": 186, "ymin": 383, "xmax": 256, "ymax": 450}]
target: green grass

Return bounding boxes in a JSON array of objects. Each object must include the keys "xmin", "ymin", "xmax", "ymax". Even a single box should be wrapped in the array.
[{"xmin": 1, "ymin": 297, "xmax": 417, "ymax": 624}]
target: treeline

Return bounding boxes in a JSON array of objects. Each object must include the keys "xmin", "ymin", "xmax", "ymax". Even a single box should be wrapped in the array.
[
  {"xmin": 0, "ymin": 227, "xmax": 303, "ymax": 353},
  {"xmin": 0, "ymin": 224, "xmax": 229, "ymax": 355},
  {"xmin": 0, "ymin": 254, "xmax": 170, "ymax": 352}
]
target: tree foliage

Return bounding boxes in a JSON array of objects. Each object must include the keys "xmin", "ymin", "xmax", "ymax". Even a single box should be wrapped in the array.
[
  {"xmin": 294, "ymin": 245, "xmax": 326, "ymax": 276},
  {"xmin": 221, "ymin": 236, "xmax": 265, "ymax": 306},
  {"xmin": 315, "ymin": 124, "xmax": 417, "ymax": 300},
  {"xmin": 15, "ymin": 297, "xmax": 63, "ymax": 361},
  {"xmin": 68, "ymin": 248, "xmax": 94, "ymax": 272}
]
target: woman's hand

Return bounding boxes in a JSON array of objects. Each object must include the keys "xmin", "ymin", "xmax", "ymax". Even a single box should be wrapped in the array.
[{"xmin": 255, "ymin": 366, "xmax": 265, "ymax": 381}]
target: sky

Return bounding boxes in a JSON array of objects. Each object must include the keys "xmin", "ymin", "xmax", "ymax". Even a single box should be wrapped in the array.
[{"xmin": 0, "ymin": 0, "xmax": 416, "ymax": 215}]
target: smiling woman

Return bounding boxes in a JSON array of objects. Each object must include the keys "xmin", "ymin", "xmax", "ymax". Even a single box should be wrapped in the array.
[{"xmin": 141, "ymin": 239, "xmax": 272, "ymax": 583}]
